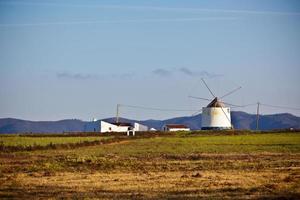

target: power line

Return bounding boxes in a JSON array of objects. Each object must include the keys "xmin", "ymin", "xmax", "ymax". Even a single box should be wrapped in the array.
[
  {"xmin": 118, "ymin": 101, "xmax": 300, "ymax": 116},
  {"xmin": 241, "ymin": 102, "xmax": 300, "ymax": 110},
  {"xmin": 188, "ymin": 96, "xmax": 212, "ymax": 101},
  {"xmin": 240, "ymin": 103, "xmax": 258, "ymax": 107},
  {"xmin": 260, "ymin": 103, "xmax": 300, "ymax": 111},
  {"xmin": 189, "ymin": 95, "xmax": 243, "ymax": 108},
  {"xmin": 119, "ymin": 104, "xmax": 198, "ymax": 112}
]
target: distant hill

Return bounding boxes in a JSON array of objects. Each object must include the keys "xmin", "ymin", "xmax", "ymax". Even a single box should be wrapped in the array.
[
  {"xmin": 0, "ymin": 112, "xmax": 299, "ymax": 133},
  {"xmin": 0, "ymin": 118, "xmax": 86, "ymax": 134}
]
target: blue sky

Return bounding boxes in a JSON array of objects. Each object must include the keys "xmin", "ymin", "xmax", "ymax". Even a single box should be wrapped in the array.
[{"xmin": 0, "ymin": 0, "xmax": 300, "ymax": 121}]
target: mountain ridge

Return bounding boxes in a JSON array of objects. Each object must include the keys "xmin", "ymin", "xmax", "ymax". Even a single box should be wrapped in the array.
[{"xmin": 0, "ymin": 111, "xmax": 299, "ymax": 133}]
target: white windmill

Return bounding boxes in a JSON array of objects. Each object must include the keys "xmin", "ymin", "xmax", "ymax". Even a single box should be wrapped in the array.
[{"xmin": 190, "ymin": 79, "xmax": 241, "ymax": 130}]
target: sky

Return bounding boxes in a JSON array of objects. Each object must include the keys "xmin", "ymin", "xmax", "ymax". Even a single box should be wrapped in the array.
[{"xmin": 0, "ymin": 0, "xmax": 300, "ymax": 121}]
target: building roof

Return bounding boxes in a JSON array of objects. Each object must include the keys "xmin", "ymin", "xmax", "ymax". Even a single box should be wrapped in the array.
[
  {"xmin": 207, "ymin": 97, "xmax": 225, "ymax": 108},
  {"xmin": 165, "ymin": 124, "xmax": 189, "ymax": 129},
  {"xmin": 112, "ymin": 122, "xmax": 132, "ymax": 127}
]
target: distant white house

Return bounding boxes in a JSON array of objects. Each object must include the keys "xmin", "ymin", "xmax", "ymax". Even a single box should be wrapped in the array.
[
  {"xmin": 100, "ymin": 121, "xmax": 150, "ymax": 135},
  {"xmin": 100, "ymin": 121, "xmax": 132, "ymax": 133},
  {"xmin": 162, "ymin": 124, "xmax": 190, "ymax": 132},
  {"xmin": 134, "ymin": 122, "xmax": 149, "ymax": 132}
]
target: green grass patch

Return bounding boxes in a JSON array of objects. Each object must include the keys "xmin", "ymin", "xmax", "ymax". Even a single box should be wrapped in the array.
[{"xmin": 69, "ymin": 133, "xmax": 300, "ymax": 157}]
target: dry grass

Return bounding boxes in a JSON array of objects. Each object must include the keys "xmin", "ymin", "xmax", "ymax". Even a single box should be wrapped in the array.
[
  {"xmin": 0, "ymin": 132, "xmax": 300, "ymax": 199},
  {"xmin": 1, "ymin": 169, "xmax": 299, "ymax": 199}
]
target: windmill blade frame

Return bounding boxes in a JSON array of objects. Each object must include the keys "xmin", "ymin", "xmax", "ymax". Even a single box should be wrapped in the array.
[
  {"xmin": 219, "ymin": 106, "xmax": 234, "ymax": 129},
  {"xmin": 221, "ymin": 101, "xmax": 244, "ymax": 108},
  {"xmin": 220, "ymin": 86, "xmax": 242, "ymax": 99},
  {"xmin": 188, "ymin": 96, "xmax": 212, "ymax": 101},
  {"xmin": 189, "ymin": 96, "xmax": 243, "ymax": 108},
  {"xmin": 201, "ymin": 78, "xmax": 216, "ymax": 98},
  {"xmin": 191, "ymin": 109, "xmax": 203, "ymax": 116}
]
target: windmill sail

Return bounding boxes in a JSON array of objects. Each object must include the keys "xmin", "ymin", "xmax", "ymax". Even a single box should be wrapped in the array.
[{"xmin": 196, "ymin": 79, "xmax": 241, "ymax": 130}]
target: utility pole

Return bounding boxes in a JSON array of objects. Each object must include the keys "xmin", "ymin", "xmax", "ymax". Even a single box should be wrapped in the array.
[
  {"xmin": 256, "ymin": 102, "xmax": 260, "ymax": 131},
  {"xmin": 116, "ymin": 104, "xmax": 120, "ymax": 123}
]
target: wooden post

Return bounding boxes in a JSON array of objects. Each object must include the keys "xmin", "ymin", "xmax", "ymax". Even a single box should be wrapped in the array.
[
  {"xmin": 116, "ymin": 104, "xmax": 120, "ymax": 123},
  {"xmin": 256, "ymin": 102, "xmax": 260, "ymax": 130}
]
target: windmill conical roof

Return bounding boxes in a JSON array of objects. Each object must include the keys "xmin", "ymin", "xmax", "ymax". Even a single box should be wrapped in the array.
[{"xmin": 207, "ymin": 97, "xmax": 225, "ymax": 107}]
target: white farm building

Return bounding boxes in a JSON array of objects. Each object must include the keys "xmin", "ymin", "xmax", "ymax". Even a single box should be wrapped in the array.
[
  {"xmin": 100, "ymin": 121, "xmax": 149, "ymax": 134},
  {"xmin": 162, "ymin": 124, "xmax": 190, "ymax": 132},
  {"xmin": 134, "ymin": 122, "xmax": 149, "ymax": 132},
  {"xmin": 100, "ymin": 121, "xmax": 132, "ymax": 133}
]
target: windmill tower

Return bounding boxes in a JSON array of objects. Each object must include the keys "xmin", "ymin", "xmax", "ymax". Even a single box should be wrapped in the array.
[
  {"xmin": 190, "ymin": 79, "xmax": 241, "ymax": 130},
  {"xmin": 202, "ymin": 97, "xmax": 231, "ymax": 130}
]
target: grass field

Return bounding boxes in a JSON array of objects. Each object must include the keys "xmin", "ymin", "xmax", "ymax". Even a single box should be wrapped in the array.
[
  {"xmin": 0, "ymin": 132, "xmax": 299, "ymax": 199},
  {"xmin": 0, "ymin": 135, "xmax": 111, "ymax": 147}
]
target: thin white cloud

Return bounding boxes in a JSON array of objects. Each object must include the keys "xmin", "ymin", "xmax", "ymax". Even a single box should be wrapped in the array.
[
  {"xmin": 179, "ymin": 67, "xmax": 222, "ymax": 78},
  {"xmin": 152, "ymin": 69, "xmax": 172, "ymax": 77},
  {"xmin": 56, "ymin": 71, "xmax": 135, "ymax": 80},
  {"xmin": 57, "ymin": 72, "xmax": 98, "ymax": 80},
  {"xmin": 115, "ymin": 5, "xmax": 300, "ymax": 16},
  {"xmin": 2, "ymin": 1, "xmax": 300, "ymax": 16},
  {"xmin": 152, "ymin": 67, "xmax": 222, "ymax": 78},
  {"xmin": 0, "ymin": 17, "xmax": 237, "ymax": 27}
]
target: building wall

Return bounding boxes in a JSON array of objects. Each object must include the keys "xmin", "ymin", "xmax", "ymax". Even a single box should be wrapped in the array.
[
  {"xmin": 201, "ymin": 107, "xmax": 231, "ymax": 129},
  {"xmin": 163, "ymin": 126, "xmax": 190, "ymax": 132},
  {"xmin": 134, "ymin": 123, "xmax": 149, "ymax": 132},
  {"xmin": 168, "ymin": 128, "xmax": 190, "ymax": 132},
  {"xmin": 100, "ymin": 121, "xmax": 130, "ymax": 133}
]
